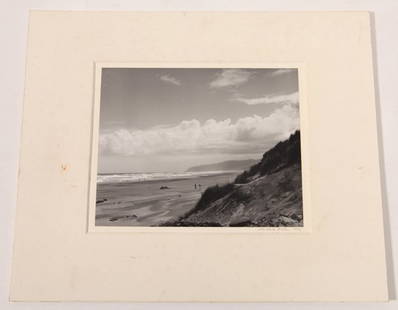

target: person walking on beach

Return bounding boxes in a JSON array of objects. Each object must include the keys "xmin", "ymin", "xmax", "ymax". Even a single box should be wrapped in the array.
[{"xmin": 194, "ymin": 184, "xmax": 197, "ymax": 189}]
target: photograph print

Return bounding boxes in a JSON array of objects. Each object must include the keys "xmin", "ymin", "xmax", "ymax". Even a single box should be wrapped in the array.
[{"xmin": 95, "ymin": 67, "xmax": 303, "ymax": 227}]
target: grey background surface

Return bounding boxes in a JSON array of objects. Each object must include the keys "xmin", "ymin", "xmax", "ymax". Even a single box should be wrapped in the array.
[{"xmin": 0, "ymin": 0, "xmax": 396, "ymax": 309}]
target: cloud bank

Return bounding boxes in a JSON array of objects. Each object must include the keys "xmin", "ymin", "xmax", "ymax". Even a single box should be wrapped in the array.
[
  {"xmin": 271, "ymin": 68, "xmax": 297, "ymax": 76},
  {"xmin": 234, "ymin": 91, "xmax": 299, "ymax": 106},
  {"xmin": 209, "ymin": 69, "xmax": 253, "ymax": 88},
  {"xmin": 99, "ymin": 105, "xmax": 299, "ymax": 157},
  {"xmin": 159, "ymin": 74, "xmax": 181, "ymax": 86}
]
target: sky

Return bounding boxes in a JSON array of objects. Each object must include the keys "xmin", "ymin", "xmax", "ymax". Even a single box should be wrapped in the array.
[{"xmin": 98, "ymin": 68, "xmax": 299, "ymax": 173}]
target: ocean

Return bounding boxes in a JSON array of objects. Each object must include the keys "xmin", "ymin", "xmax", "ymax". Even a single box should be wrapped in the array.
[{"xmin": 97, "ymin": 171, "xmax": 239, "ymax": 184}]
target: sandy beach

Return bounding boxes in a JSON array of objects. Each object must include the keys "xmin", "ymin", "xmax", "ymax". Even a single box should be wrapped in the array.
[{"xmin": 95, "ymin": 172, "xmax": 238, "ymax": 226}]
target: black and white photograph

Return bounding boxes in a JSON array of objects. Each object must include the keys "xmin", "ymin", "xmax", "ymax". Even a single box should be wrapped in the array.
[{"xmin": 95, "ymin": 68, "xmax": 303, "ymax": 227}]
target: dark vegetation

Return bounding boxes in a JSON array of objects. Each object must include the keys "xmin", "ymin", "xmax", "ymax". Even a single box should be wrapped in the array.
[
  {"xmin": 196, "ymin": 130, "xmax": 301, "ymax": 205},
  {"xmin": 183, "ymin": 183, "xmax": 235, "ymax": 218},
  {"xmin": 234, "ymin": 130, "xmax": 301, "ymax": 184}
]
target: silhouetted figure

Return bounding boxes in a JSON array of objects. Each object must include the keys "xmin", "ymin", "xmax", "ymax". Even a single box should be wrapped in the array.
[{"xmin": 194, "ymin": 184, "xmax": 197, "ymax": 189}]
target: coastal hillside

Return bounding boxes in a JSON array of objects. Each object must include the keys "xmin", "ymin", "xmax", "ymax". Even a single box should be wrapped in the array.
[
  {"xmin": 166, "ymin": 130, "xmax": 303, "ymax": 227},
  {"xmin": 186, "ymin": 159, "xmax": 258, "ymax": 172}
]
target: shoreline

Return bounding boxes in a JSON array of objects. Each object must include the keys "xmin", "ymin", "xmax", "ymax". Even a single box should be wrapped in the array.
[{"xmin": 97, "ymin": 171, "xmax": 239, "ymax": 186}]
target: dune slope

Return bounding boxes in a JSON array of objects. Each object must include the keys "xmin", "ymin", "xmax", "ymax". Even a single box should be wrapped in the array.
[{"xmin": 165, "ymin": 130, "xmax": 303, "ymax": 227}]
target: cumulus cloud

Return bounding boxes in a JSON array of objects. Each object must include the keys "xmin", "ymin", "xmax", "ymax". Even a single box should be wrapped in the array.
[
  {"xmin": 234, "ymin": 91, "xmax": 299, "ymax": 106},
  {"xmin": 209, "ymin": 69, "xmax": 253, "ymax": 88},
  {"xmin": 159, "ymin": 74, "xmax": 181, "ymax": 86},
  {"xmin": 271, "ymin": 68, "xmax": 297, "ymax": 76},
  {"xmin": 99, "ymin": 105, "xmax": 299, "ymax": 157}
]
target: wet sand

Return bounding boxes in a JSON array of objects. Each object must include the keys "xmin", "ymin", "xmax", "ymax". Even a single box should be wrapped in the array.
[{"xmin": 95, "ymin": 172, "xmax": 238, "ymax": 226}]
